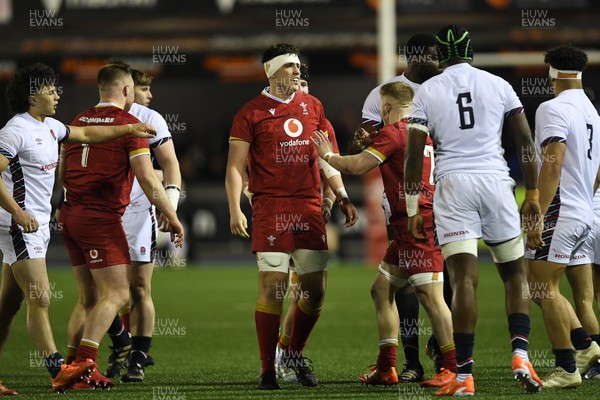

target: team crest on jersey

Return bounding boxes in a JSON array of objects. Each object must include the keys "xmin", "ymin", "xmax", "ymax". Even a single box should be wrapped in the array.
[
  {"xmin": 50, "ymin": 129, "xmax": 56, "ymax": 141},
  {"xmin": 283, "ymin": 118, "xmax": 303, "ymax": 138},
  {"xmin": 267, "ymin": 235, "xmax": 276, "ymax": 246},
  {"xmin": 140, "ymin": 246, "xmax": 146, "ymax": 255},
  {"xmin": 299, "ymin": 102, "xmax": 308, "ymax": 115}
]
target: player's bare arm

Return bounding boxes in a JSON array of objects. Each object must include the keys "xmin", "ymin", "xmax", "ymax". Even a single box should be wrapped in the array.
[
  {"xmin": 152, "ymin": 139, "xmax": 182, "ymax": 231},
  {"xmin": 65, "ymin": 122, "xmax": 157, "ymax": 144},
  {"xmin": 404, "ymin": 126, "xmax": 428, "ymax": 242},
  {"xmin": 312, "ymin": 130, "xmax": 378, "ymax": 175},
  {"xmin": 326, "ymin": 174, "xmax": 359, "ymax": 227},
  {"xmin": 506, "ymin": 112, "xmax": 543, "ymax": 249},
  {"xmin": 130, "ymin": 154, "xmax": 184, "ymax": 247},
  {"xmin": 0, "ymin": 153, "xmax": 39, "ymax": 233},
  {"xmin": 225, "ymin": 140, "xmax": 250, "ymax": 238}
]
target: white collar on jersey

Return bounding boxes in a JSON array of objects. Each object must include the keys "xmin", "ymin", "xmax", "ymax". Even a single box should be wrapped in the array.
[
  {"xmin": 22, "ymin": 111, "xmax": 45, "ymax": 125},
  {"xmin": 549, "ymin": 65, "xmax": 582, "ymax": 80},
  {"xmin": 261, "ymin": 88, "xmax": 297, "ymax": 104},
  {"xmin": 95, "ymin": 102, "xmax": 121, "ymax": 108}
]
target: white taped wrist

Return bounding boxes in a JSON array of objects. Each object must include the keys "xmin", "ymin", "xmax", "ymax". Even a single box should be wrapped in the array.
[
  {"xmin": 405, "ymin": 193, "xmax": 419, "ymax": 217},
  {"xmin": 318, "ymin": 157, "xmax": 341, "ymax": 179},
  {"xmin": 335, "ymin": 187, "xmax": 348, "ymax": 200},
  {"xmin": 322, "ymin": 197, "xmax": 334, "ymax": 208},
  {"xmin": 323, "ymin": 151, "xmax": 334, "ymax": 162},
  {"xmin": 165, "ymin": 185, "xmax": 181, "ymax": 211}
]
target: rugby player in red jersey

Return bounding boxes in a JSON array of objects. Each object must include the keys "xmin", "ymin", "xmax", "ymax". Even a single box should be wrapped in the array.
[
  {"xmin": 313, "ymin": 82, "xmax": 457, "ymax": 388},
  {"xmin": 226, "ymin": 43, "xmax": 357, "ymax": 390},
  {"xmin": 59, "ymin": 62, "xmax": 184, "ymax": 390}
]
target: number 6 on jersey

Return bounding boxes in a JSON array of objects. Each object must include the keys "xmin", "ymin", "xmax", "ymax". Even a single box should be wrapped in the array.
[{"xmin": 457, "ymin": 92, "xmax": 475, "ymax": 129}]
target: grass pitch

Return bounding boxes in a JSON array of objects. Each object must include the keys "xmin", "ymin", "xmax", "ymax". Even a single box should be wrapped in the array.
[{"xmin": 0, "ymin": 260, "xmax": 596, "ymax": 399}]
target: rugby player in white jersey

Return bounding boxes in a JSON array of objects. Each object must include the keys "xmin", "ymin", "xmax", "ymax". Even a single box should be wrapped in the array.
[
  {"xmin": 0, "ymin": 63, "xmax": 156, "ymax": 394},
  {"xmin": 101, "ymin": 66, "xmax": 182, "ymax": 383},
  {"xmin": 356, "ymin": 33, "xmax": 446, "ymax": 380},
  {"xmin": 526, "ymin": 45, "xmax": 600, "ymax": 389},
  {"xmin": 404, "ymin": 25, "xmax": 543, "ymax": 396},
  {"xmin": 584, "ymin": 88, "xmax": 600, "ymax": 380}
]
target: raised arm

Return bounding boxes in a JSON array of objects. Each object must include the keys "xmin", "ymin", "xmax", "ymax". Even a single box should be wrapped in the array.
[
  {"xmin": 312, "ymin": 130, "xmax": 378, "ymax": 175},
  {"xmin": 66, "ymin": 122, "xmax": 156, "ymax": 144}
]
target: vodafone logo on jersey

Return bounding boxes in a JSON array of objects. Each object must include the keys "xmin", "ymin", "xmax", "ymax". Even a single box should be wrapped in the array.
[{"xmin": 283, "ymin": 118, "xmax": 303, "ymax": 138}]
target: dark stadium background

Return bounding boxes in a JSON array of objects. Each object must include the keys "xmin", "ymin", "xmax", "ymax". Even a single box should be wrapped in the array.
[{"xmin": 0, "ymin": 0, "xmax": 598, "ymax": 264}]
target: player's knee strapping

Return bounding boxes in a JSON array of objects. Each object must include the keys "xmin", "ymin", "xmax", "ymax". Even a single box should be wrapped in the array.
[
  {"xmin": 256, "ymin": 252, "xmax": 290, "ymax": 273},
  {"xmin": 408, "ymin": 271, "xmax": 444, "ymax": 287},
  {"xmin": 488, "ymin": 236, "xmax": 524, "ymax": 263},
  {"xmin": 441, "ymin": 239, "xmax": 478, "ymax": 259},
  {"xmin": 378, "ymin": 263, "xmax": 408, "ymax": 288},
  {"xmin": 291, "ymin": 249, "xmax": 328, "ymax": 275}
]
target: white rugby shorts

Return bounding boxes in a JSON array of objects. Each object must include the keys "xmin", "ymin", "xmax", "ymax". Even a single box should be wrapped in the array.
[
  {"xmin": 0, "ymin": 223, "xmax": 50, "ymax": 266},
  {"xmin": 434, "ymin": 173, "xmax": 521, "ymax": 246},
  {"xmin": 526, "ymin": 215, "xmax": 592, "ymax": 266},
  {"xmin": 122, "ymin": 206, "xmax": 157, "ymax": 263}
]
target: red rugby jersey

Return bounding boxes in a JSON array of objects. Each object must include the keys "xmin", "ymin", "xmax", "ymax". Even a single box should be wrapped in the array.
[
  {"xmin": 230, "ymin": 90, "xmax": 331, "ymax": 201},
  {"xmin": 364, "ymin": 121, "xmax": 435, "ymax": 227},
  {"xmin": 63, "ymin": 104, "xmax": 149, "ymax": 216}
]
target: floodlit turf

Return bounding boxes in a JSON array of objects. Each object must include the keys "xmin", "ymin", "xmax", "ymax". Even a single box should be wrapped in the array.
[{"xmin": 0, "ymin": 260, "xmax": 598, "ymax": 399}]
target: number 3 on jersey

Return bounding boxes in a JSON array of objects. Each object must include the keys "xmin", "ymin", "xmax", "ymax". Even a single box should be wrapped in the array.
[{"xmin": 456, "ymin": 92, "xmax": 475, "ymax": 129}]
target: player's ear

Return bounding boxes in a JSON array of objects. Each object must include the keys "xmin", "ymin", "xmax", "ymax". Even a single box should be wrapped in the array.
[{"xmin": 383, "ymin": 103, "xmax": 391, "ymax": 115}]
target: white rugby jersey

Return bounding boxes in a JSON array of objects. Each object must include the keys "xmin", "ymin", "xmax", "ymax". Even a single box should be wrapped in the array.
[
  {"xmin": 0, "ymin": 113, "xmax": 69, "ymax": 227},
  {"xmin": 126, "ymin": 103, "xmax": 173, "ymax": 212},
  {"xmin": 361, "ymin": 74, "xmax": 421, "ymax": 127},
  {"xmin": 535, "ymin": 89, "xmax": 600, "ymax": 222},
  {"xmin": 408, "ymin": 63, "xmax": 522, "ymax": 181}
]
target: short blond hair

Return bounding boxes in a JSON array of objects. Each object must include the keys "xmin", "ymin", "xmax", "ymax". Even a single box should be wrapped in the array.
[
  {"xmin": 132, "ymin": 69, "xmax": 153, "ymax": 86},
  {"xmin": 379, "ymin": 82, "xmax": 414, "ymax": 104}
]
